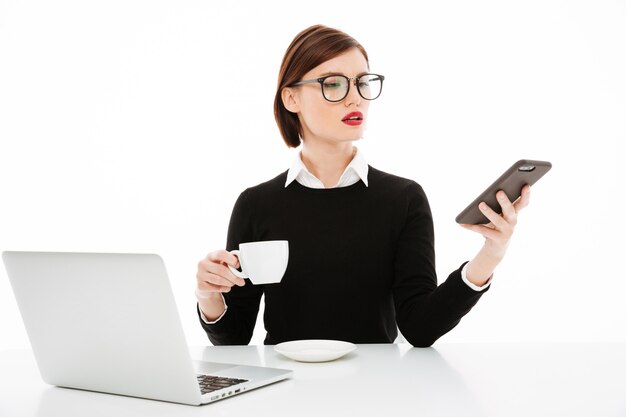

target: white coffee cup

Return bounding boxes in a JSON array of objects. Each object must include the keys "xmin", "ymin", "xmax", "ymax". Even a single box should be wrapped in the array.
[{"xmin": 227, "ymin": 240, "xmax": 289, "ymax": 285}]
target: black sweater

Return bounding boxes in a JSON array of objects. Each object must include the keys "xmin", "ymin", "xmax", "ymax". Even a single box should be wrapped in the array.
[{"xmin": 199, "ymin": 167, "xmax": 489, "ymax": 347}]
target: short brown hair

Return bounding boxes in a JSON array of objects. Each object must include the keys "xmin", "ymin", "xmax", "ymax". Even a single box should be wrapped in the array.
[{"xmin": 274, "ymin": 25, "xmax": 369, "ymax": 148}]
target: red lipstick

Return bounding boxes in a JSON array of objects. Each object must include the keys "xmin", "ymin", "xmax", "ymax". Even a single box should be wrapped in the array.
[{"xmin": 342, "ymin": 111, "xmax": 363, "ymax": 126}]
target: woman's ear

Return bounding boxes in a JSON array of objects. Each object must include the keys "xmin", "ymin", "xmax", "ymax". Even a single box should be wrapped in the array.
[{"xmin": 281, "ymin": 87, "xmax": 300, "ymax": 114}]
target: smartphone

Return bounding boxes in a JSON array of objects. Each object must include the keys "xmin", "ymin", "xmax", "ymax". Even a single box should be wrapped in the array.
[{"xmin": 455, "ymin": 159, "xmax": 552, "ymax": 225}]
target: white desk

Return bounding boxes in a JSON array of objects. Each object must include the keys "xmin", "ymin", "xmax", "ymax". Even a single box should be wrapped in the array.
[{"xmin": 1, "ymin": 343, "xmax": 625, "ymax": 417}]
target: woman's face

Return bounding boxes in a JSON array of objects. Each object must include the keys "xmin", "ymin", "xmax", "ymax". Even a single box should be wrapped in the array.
[{"xmin": 286, "ymin": 47, "xmax": 370, "ymax": 146}]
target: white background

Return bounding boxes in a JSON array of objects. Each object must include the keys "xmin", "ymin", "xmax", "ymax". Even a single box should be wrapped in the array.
[{"xmin": 1, "ymin": 0, "xmax": 625, "ymax": 350}]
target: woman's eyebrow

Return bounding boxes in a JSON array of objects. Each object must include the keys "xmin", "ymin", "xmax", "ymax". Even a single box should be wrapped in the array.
[
  {"xmin": 317, "ymin": 71, "xmax": 343, "ymax": 77},
  {"xmin": 317, "ymin": 71, "xmax": 369, "ymax": 77}
]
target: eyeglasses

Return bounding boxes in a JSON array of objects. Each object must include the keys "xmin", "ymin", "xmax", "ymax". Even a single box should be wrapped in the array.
[{"xmin": 289, "ymin": 73, "xmax": 385, "ymax": 102}]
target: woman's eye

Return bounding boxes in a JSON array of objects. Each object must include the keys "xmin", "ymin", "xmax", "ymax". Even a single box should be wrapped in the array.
[{"xmin": 323, "ymin": 82, "xmax": 343, "ymax": 89}]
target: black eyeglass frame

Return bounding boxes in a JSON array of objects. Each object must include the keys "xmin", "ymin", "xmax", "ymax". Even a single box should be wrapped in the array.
[{"xmin": 288, "ymin": 73, "xmax": 385, "ymax": 102}]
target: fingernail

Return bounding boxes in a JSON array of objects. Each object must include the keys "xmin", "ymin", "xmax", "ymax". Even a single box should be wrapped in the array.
[{"xmin": 480, "ymin": 202, "xmax": 488, "ymax": 210}]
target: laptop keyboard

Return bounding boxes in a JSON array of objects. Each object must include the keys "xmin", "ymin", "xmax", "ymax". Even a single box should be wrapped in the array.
[{"xmin": 196, "ymin": 374, "xmax": 249, "ymax": 395}]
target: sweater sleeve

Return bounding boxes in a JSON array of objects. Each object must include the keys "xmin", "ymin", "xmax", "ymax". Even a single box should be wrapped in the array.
[
  {"xmin": 392, "ymin": 182, "xmax": 489, "ymax": 348},
  {"xmin": 198, "ymin": 189, "xmax": 264, "ymax": 345}
]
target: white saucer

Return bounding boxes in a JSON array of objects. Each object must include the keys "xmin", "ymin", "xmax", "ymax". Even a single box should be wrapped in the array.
[{"xmin": 274, "ymin": 340, "xmax": 357, "ymax": 363}]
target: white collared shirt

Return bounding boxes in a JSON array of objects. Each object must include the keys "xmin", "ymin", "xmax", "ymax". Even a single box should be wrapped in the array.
[
  {"xmin": 201, "ymin": 148, "xmax": 489, "ymax": 324},
  {"xmin": 285, "ymin": 147, "xmax": 369, "ymax": 189}
]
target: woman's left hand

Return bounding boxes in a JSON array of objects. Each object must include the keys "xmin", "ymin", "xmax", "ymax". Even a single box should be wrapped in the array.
[
  {"xmin": 460, "ymin": 185, "xmax": 531, "ymax": 285},
  {"xmin": 461, "ymin": 185, "xmax": 531, "ymax": 257}
]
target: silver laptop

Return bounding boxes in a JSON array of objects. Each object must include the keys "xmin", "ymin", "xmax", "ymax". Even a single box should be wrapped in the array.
[{"xmin": 2, "ymin": 251, "xmax": 293, "ymax": 406}]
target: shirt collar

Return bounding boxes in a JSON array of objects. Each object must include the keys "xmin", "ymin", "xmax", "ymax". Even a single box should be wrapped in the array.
[{"xmin": 285, "ymin": 147, "xmax": 369, "ymax": 188}]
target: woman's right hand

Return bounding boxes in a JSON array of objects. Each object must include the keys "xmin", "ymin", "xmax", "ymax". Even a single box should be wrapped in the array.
[{"xmin": 196, "ymin": 250, "xmax": 246, "ymax": 321}]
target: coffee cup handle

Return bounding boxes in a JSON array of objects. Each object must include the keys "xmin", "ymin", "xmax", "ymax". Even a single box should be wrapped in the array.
[{"xmin": 227, "ymin": 250, "xmax": 247, "ymax": 279}]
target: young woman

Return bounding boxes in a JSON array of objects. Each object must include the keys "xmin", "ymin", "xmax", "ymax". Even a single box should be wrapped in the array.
[{"xmin": 195, "ymin": 25, "xmax": 530, "ymax": 347}]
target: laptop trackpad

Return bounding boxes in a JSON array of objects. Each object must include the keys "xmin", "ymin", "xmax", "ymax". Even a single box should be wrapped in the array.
[{"xmin": 193, "ymin": 360, "xmax": 238, "ymax": 374}]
